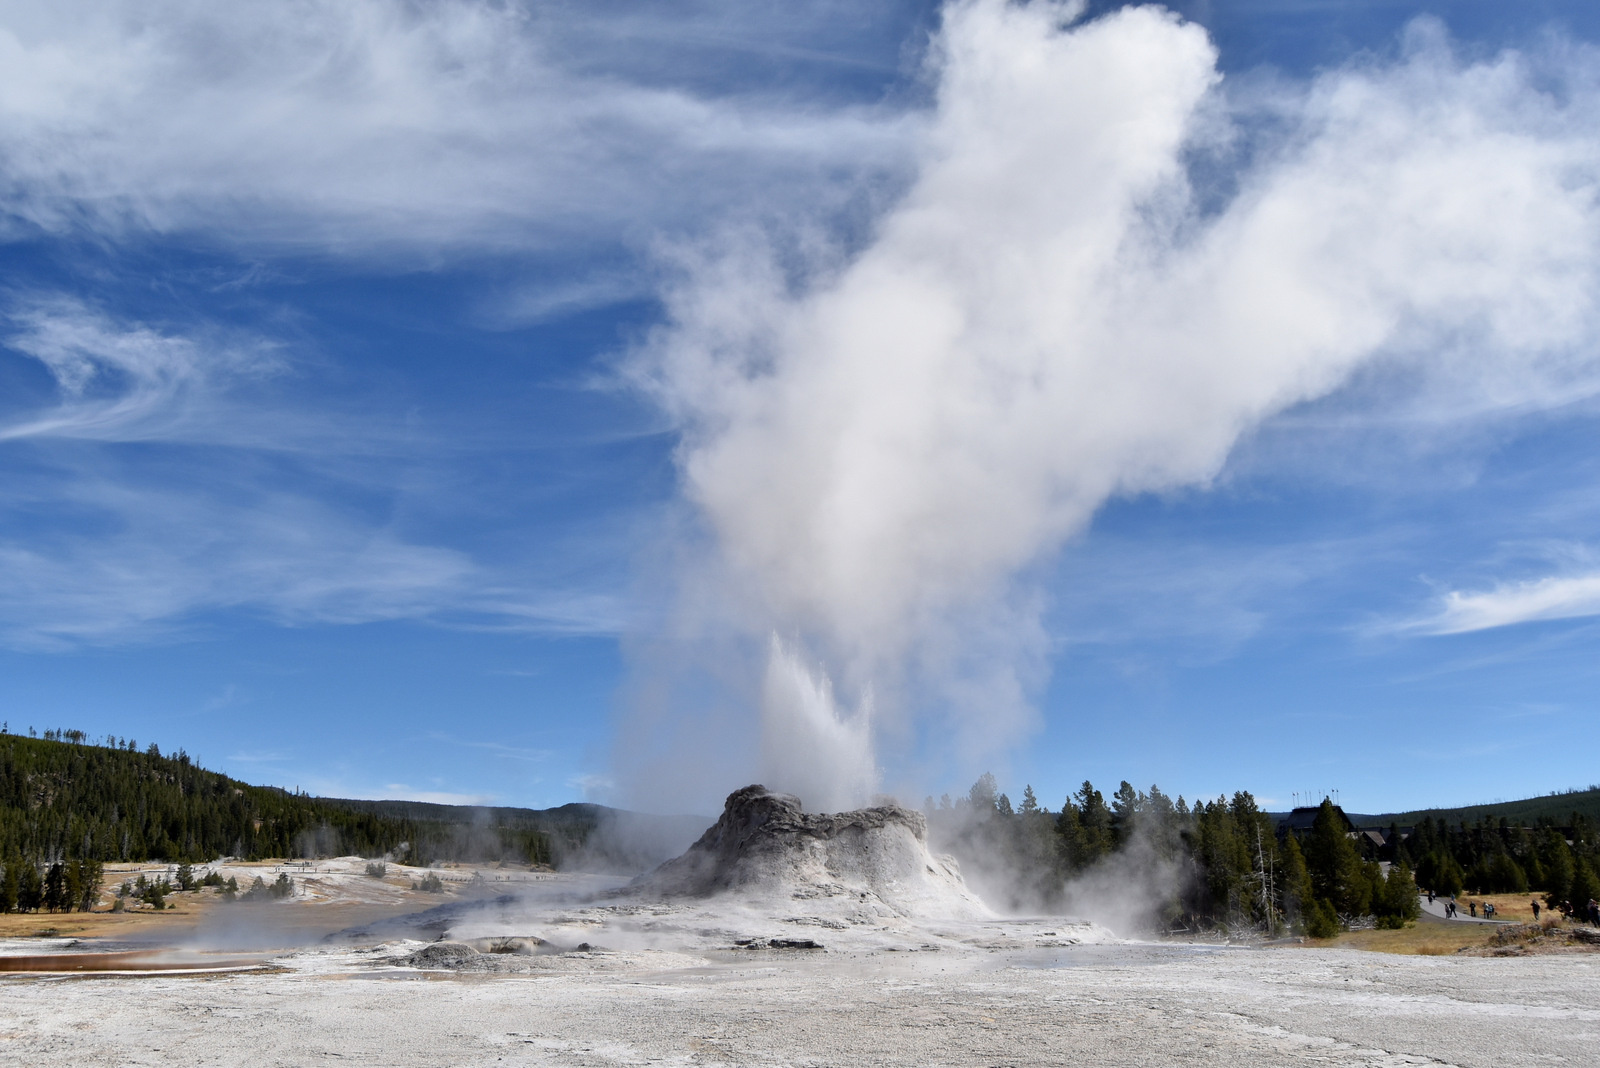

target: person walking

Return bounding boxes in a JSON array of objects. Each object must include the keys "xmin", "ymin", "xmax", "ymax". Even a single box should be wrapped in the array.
[
  {"xmin": 1531, "ymin": 899, "xmax": 1540, "ymax": 921},
  {"xmin": 1469, "ymin": 901, "xmax": 1477, "ymax": 918}
]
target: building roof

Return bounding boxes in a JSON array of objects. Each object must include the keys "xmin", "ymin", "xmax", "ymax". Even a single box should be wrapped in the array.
[{"xmin": 1277, "ymin": 804, "xmax": 1356, "ymax": 834}]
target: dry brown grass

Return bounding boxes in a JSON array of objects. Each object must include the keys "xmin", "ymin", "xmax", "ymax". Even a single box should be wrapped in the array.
[
  {"xmin": 0, "ymin": 862, "xmax": 240, "ymax": 939},
  {"xmin": 1292, "ymin": 905, "xmax": 1595, "ymax": 957},
  {"xmin": 1294, "ymin": 923, "xmax": 1492, "ymax": 956},
  {"xmin": 1452, "ymin": 893, "xmax": 1549, "ymax": 923},
  {"xmin": 0, "ymin": 897, "xmax": 212, "ymax": 939}
]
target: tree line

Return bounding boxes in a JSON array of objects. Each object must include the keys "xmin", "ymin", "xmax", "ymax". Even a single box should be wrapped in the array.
[
  {"xmin": 0, "ymin": 730, "xmax": 573, "ymax": 912},
  {"xmin": 0, "ymin": 857, "xmax": 104, "ymax": 913},
  {"xmin": 1405, "ymin": 813, "xmax": 1600, "ymax": 917},
  {"xmin": 928, "ymin": 776, "xmax": 1419, "ymax": 937}
]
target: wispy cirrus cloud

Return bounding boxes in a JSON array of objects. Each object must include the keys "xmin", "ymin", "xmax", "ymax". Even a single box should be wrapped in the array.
[
  {"xmin": 379, "ymin": 785, "xmax": 497, "ymax": 806},
  {"xmin": 1, "ymin": 294, "xmax": 282, "ymax": 443},
  {"xmin": 0, "ymin": 483, "xmax": 475, "ymax": 649},
  {"xmin": 423, "ymin": 733, "xmax": 554, "ymax": 765},
  {"xmin": 0, "ymin": 0, "xmax": 918, "ymax": 255},
  {"xmin": 1409, "ymin": 570, "xmax": 1600, "ymax": 634},
  {"xmin": 0, "ymin": 469, "xmax": 633, "ymax": 648},
  {"xmin": 0, "ymin": 295, "xmax": 634, "ymax": 649}
]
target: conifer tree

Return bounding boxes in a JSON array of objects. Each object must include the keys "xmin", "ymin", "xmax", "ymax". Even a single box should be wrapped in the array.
[
  {"xmin": 63, "ymin": 860, "xmax": 82, "ymax": 912},
  {"xmin": 1019, "ymin": 785, "xmax": 1039, "ymax": 816},
  {"xmin": 73, "ymin": 859, "xmax": 103, "ymax": 912},
  {"xmin": 1076, "ymin": 782, "xmax": 1112, "ymax": 864},
  {"xmin": 1538, "ymin": 828, "xmax": 1575, "ymax": 902},
  {"xmin": 1110, "ymin": 781, "xmax": 1140, "ymax": 848},
  {"xmin": 1304, "ymin": 896, "xmax": 1341, "ymax": 938},
  {"xmin": 968, "ymin": 773, "xmax": 998, "ymax": 812},
  {"xmin": 1055, "ymin": 799, "xmax": 1086, "ymax": 872},
  {"xmin": 1303, "ymin": 798, "xmax": 1364, "ymax": 915},
  {"xmin": 1375, "ymin": 862, "xmax": 1420, "ymax": 928},
  {"xmin": 0, "ymin": 856, "xmax": 18, "ymax": 913},
  {"xmin": 1144, "ymin": 786, "xmax": 1182, "ymax": 860},
  {"xmin": 1486, "ymin": 853, "xmax": 1529, "ymax": 893},
  {"xmin": 1279, "ymin": 836, "xmax": 1314, "ymax": 930},
  {"xmin": 1570, "ymin": 858, "xmax": 1600, "ymax": 916},
  {"xmin": 42, "ymin": 862, "xmax": 65, "ymax": 912},
  {"xmin": 1191, "ymin": 800, "xmax": 1233, "ymax": 918},
  {"xmin": 18, "ymin": 861, "xmax": 42, "ymax": 912}
]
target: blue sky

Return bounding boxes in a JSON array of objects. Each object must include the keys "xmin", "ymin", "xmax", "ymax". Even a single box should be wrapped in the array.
[{"xmin": 3, "ymin": 0, "xmax": 1600, "ymax": 815}]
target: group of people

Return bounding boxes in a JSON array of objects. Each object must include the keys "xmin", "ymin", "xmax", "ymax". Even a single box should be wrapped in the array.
[
  {"xmin": 1542, "ymin": 896, "xmax": 1600, "ymax": 926},
  {"xmin": 1424, "ymin": 890, "xmax": 1599, "ymax": 925},
  {"xmin": 1426, "ymin": 890, "xmax": 1471, "ymax": 919}
]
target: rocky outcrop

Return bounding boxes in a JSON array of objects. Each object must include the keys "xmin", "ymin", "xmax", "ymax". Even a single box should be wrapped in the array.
[
  {"xmin": 405, "ymin": 942, "xmax": 479, "ymax": 968},
  {"xmin": 629, "ymin": 785, "xmax": 989, "ymax": 920}
]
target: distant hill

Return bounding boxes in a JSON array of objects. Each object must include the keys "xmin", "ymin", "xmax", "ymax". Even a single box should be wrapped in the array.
[
  {"xmin": 1362, "ymin": 788, "xmax": 1600, "ymax": 829},
  {"xmin": 1268, "ymin": 788, "xmax": 1600, "ymax": 830},
  {"xmin": 0, "ymin": 732, "xmax": 708, "ymax": 872},
  {"xmin": 325, "ymin": 797, "xmax": 711, "ymax": 872}
]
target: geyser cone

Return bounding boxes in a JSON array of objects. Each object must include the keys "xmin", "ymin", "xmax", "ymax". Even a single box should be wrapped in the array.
[{"xmin": 632, "ymin": 785, "xmax": 991, "ymax": 921}]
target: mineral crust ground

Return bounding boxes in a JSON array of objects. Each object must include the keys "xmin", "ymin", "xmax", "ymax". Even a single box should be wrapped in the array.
[{"xmin": 3, "ymin": 931, "xmax": 1596, "ymax": 1067}]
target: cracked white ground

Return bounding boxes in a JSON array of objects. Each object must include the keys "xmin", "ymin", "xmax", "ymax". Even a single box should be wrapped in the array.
[{"xmin": 2, "ymin": 868, "xmax": 1595, "ymax": 1067}]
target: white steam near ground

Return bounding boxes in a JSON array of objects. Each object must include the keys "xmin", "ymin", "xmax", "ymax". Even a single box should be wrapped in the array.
[{"xmin": 623, "ymin": 0, "xmax": 1600, "ymax": 813}]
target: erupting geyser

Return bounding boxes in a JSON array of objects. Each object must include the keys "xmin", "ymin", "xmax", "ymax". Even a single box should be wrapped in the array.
[{"xmin": 631, "ymin": 785, "xmax": 991, "ymax": 921}]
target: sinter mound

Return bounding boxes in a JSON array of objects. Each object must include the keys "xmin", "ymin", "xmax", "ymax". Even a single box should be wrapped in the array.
[{"xmin": 631, "ymin": 785, "xmax": 990, "ymax": 921}]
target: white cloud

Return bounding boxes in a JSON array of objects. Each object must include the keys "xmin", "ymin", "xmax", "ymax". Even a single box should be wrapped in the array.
[
  {"xmin": 380, "ymin": 785, "xmax": 496, "ymax": 806},
  {"xmin": 567, "ymin": 772, "xmax": 615, "ymax": 801},
  {"xmin": 0, "ymin": 0, "xmax": 916, "ymax": 254},
  {"xmin": 0, "ymin": 467, "xmax": 632, "ymax": 648},
  {"xmin": 0, "ymin": 293, "xmax": 636, "ymax": 647},
  {"xmin": 426, "ymin": 733, "xmax": 554, "ymax": 764},
  {"xmin": 227, "ymin": 749, "xmax": 288, "ymax": 765},
  {"xmin": 479, "ymin": 271, "xmax": 655, "ymax": 327},
  {"xmin": 9, "ymin": 0, "xmax": 1600, "ymax": 802},
  {"xmin": 628, "ymin": 1, "xmax": 1600, "ymax": 803},
  {"xmin": 1, "ymin": 295, "xmax": 281, "ymax": 442},
  {"xmin": 0, "ymin": 483, "xmax": 473, "ymax": 648},
  {"xmin": 1411, "ymin": 571, "xmax": 1600, "ymax": 634}
]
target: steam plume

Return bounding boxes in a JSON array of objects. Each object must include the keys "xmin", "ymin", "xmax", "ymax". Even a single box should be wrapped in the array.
[{"xmin": 627, "ymin": 1, "xmax": 1600, "ymax": 808}]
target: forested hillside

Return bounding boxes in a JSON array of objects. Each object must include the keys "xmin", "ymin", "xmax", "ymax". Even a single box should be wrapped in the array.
[
  {"xmin": 9, "ymin": 726, "xmax": 1597, "ymax": 936},
  {"xmin": 0, "ymin": 731, "xmax": 578, "ymax": 867},
  {"xmin": 929, "ymin": 775, "xmax": 1600, "ymax": 937},
  {"xmin": 1367, "ymin": 787, "xmax": 1600, "ymax": 829}
]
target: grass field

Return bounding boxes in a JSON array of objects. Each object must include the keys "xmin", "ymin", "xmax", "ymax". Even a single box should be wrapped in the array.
[
  {"xmin": 1450, "ymin": 893, "xmax": 1552, "ymax": 923},
  {"xmin": 0, "ymin": 905, "xmax": 206, "ymax": 940},
  {"xmin": 1297, "ymin": 891, "xmax": 1586, "ymax": 955},
  {"xmin": 1320, "ymin": 924, "xmax": 1495, "ymax": 955}
]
